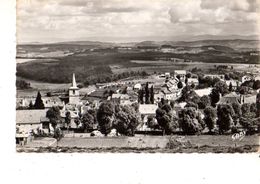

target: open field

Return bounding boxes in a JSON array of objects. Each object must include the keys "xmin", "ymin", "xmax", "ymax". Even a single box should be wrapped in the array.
[{"xmin": 16, "ymin": 134, "xmax": 260, "ymax": 153}]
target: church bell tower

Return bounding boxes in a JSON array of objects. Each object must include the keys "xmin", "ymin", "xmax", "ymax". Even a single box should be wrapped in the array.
[{"xmin": 69, "ymin": 73, "xmax": 80, "ymax": 105}]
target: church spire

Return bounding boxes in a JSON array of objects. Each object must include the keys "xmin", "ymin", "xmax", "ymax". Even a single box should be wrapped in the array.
[{"xmin": 72, "ymin": 73, "xmax": 77, "ymax": 88}]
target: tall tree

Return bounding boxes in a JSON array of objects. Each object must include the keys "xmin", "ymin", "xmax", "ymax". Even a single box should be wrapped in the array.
[
  {"xmin": 217, "ymin": 104, "xmax": 234, "ymax": 134},
  {"xmin": 150, "ymin": 85, "xmax": 154, "ymax": 104},
  {"xmin": 198, "ymin": 95, "xmax": 211, "ymax": 109},
  {"xmin": 81, "ymin": 109, "xmax": 97, "ymax": 131},
  {"xmin": 46, "ymin": 106, "xmax": 61, "ymax": 132},
  {"xmin": 210, "ymin": 88, "xmax": 220, "ymax": 107},
  {"xmin": 34, "ymin": 91, "xmax": 45, "ymax": 109},
  {"xmin": 203, "ymin": 106, "xmax": 217, "ymax": 133},
  {"xmin": 138, "ymin": 89, "xmax": 144, "ymax": 104},
  {"xmin": 65, "ymin": 111, "xmax": 71, "ymax": 131},
  {"xmin": 256, "ymin": 91, "xmax": 260, "ymax": 117},
  {"xmin": 145, "ymin": 82, "xmax": 150, "ymax": 104},
  {"xmin": 177, "ymin": 81, "xmax": 183, "ymax": 89},
  {"xmin": 155, "ymin": 104, "xmax": 178, "ymax": 135},
  {"xmin": 229, "ymin": 82, "xmax": 233, "ymax": 92},
  {"xmin": 178, "ymin": 107, "xmax": 204, "ymax": 135},
  {"xmin": 114, "ymin": 105, "xmax": 140, "ymax": 136},
  {"xmin": 97, "ymin": 102, "xmax": 115, "ymax": 136}
]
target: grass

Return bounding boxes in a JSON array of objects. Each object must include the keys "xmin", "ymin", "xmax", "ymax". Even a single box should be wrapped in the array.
[{"xmin": 16, "ymin": 134, "xmax": 260, "ymax": 153}]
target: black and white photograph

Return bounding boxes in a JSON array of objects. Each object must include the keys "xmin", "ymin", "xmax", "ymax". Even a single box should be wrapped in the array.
[{"xmin": 15, "ymin": 0, "xmax": 260, "ymax": 153}]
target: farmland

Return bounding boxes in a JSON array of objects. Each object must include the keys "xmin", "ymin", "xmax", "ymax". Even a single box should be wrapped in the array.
[{"xmin": 16, "ymin": 39, "xmax": 260, "ymax": 87}]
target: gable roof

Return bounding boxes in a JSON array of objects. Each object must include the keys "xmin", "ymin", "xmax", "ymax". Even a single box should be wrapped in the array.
[
  {"xmin": 217, "ymin": 92, "xmax": 240, "ymax": 105},
  {"xmin": 174, "ymin": 70, "xmax": 186, "ymax": 75},
  {"xmin": 16, "ymin": 109, "xmax": 48, "ymax": 124}
]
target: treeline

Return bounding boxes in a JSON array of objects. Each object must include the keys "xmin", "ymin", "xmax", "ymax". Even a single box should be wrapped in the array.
[
  {"xmin": 16, "ymin": 79, "xmax": 31, "ymax": 89},
  {"xmin": 83, "ymin": 70, "xmax": 148, "ymax": 86},
  {"xmin": 138, "ymin": 82, "xmax": 155, "ymax": 104}
]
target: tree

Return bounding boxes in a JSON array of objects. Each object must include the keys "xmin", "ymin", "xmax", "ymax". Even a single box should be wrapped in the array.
[
  {"xmin": 204, "ymin": 106, "xmax": 217, "ymax": 133},
  {"xmin": 253, "ymin": 80, "xmax": 260, "ymax": 90},
  {"xmin": 257, "ymin": 91, "xmax": 260, "ymax": 117},
  {"xmin": 210, "ymin": 88, "xmax": 220, "ymax": 107},
  {"xmin": 186, "ymin": 72, "xmax": 191, "ymax": 78},
  {"xmin": 46, "ymin": 106, "xmax": 61, "ymax": 132},
  {"xmin": 198, "ymin": 95, "xmax": 211, "ymax": 109},
  {"xmin": 147, "ymin": 115, "xmax": 159, "ymax": 129},
  {"xmin": 217, "ymin": 104, "xmax": 234, "ymax": 134},
  {"xmin": 214, "ymin": 81, "xmax": 229, "ymax": 96},
  {"xmin": 81, "ymin": 109, "xmax": 98, "ymax": 131},
  {"xmin": 145, "ymin": 82, "xmax": 150, "ymax": 104},
  {"xmin": 113, "ymin": 105, "xmax": 140, "ymax": 136},
  {"xmin": 178, "ymin": 107, "xmax": 204, "ymax": 135},
  {"xmin": 240, "ymin": 114, "xmax": 258, "ymax": 134},
  {"xmin": 150, "ymin": 85, "xmax": 154, "ymax": 104},
  {"xmin": 138, "ymin": 89, "xmax": 144, "ymax": 104},
  {"xmin": 97, "ymin": 102, "xmax": 115, "ymax": 136},
  {"xmin": 28, "ymin": 101, "xmax": 34, "ymax": 109},
  {"xmin": 34, "ymin": 91, "xmax": 45, "ymax": 109},
  {"xmin": 177, "ymin": 81, "xmax": 183, "ymax": 89},
  {"xmin": 65, "ymin": 111, "xmax": 71, "ymax": 131},
  {"xmin": 185, "ymin": 102, "xmax": 198, "ymax": 110},
  {"xmin": 241, "ymin": 103, "xmax": 251, "ymax": 115},
  {"xmin": 231, "ymin": 102, "xmax": 241, "ymax": 126},
  {"xmin": 155, "ymin": 104, "xmax": 178, "ymax": 135},
  {"xmin": 229, "ymin": 82, "xmax": 233, "ymax": 92}
]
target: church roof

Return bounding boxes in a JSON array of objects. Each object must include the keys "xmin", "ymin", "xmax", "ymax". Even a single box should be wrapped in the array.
[{"xmin": 70, "ymin": 73, "xmax": 79, "ymax": 90}]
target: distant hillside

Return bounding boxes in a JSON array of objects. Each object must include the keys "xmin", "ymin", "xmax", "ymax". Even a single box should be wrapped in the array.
[{"xmin": 133, "ymin": 39, "xmax": 259, "ymax": 51}]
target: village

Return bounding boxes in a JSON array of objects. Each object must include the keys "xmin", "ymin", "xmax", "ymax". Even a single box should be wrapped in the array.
[{"xmin": 16, "ymin": 66, "xmax": 260, "ymax": 152}]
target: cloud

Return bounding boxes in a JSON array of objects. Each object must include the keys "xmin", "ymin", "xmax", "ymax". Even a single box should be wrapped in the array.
[{"xmin": 16, "ymin": 0, "xmax": 259, "ymax": 43}]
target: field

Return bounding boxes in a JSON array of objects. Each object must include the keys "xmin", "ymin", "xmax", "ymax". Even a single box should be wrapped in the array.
[
  {"xmin": 16, "ymin": 40, "xmax": 260, "ymax": 86},
  {"xmin": 17, "ymin": 134, "xmax": 260, "ymax": 153}
]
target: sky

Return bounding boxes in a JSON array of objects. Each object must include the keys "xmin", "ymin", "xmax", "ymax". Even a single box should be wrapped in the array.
[{"xmin": 17, "ymin": 0, "xmax": 260, "ymax": 43}]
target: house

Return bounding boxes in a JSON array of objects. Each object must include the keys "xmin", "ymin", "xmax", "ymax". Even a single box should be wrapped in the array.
[
  {"xmin": 217, "ymin": 92, "xmax": 240, "ymax": 106},
  {"xmin": 204, "ymin": 74, "xmax": 224, "ymax": 80},
  {"xmin": 174, "ymin": 70, "xmax": 186, "ymax": 81},
  {"xmin": 187, "ymin": 78, "xmax": 199, "ymax": 86},
  {"xmin": 139, "ymin": 104, "xmax": 158, "ymax": 123},
  {"xmin": 242, "ymin": 75, "xmax": 252, "ymax": 83},
  {"xmin": 60, "ymin": 105, "xmax": 80, "ymax": 129},
  {"xmin": 225, "ymin": 80, "xmax": 241, "ymax": 90},
  {"xmin": 240, "ymin": 93, "xmax": 257, "ymax": 104},
  {"xmin": 194, "ymin": 88, "xmax": 212, "ymax": 97},
  {"xmin": 16, "ymin": 132, "xmax": 30, "ymax": 146},
  {"xmin": 16, "ymin": 109, "xmax": 49, "ymax": 134},
  {"xmin": 16, "ymin": 96, "xmax": 63, "ymax": 109},
  {"xmin": 133, "ymin": 83, "xmax": 142, "ymax": 91}
]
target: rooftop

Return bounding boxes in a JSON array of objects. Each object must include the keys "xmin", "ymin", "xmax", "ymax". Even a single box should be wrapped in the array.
[
  {"xmin": 16, "ymin": 109, "xmax": 48, "ymax": 124},
  {"xmin": 139, "ymin": 104, "xmax": 158, "ymax": 115}
]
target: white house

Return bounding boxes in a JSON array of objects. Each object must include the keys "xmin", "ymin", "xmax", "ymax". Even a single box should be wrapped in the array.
[
  {"xmin": 242, "ymin": 75, "xmax": 252, "ymax": 83},
  {"xmin": 139, "ymin": 104, "xmax": 158, "ymax": 123},
  {"xmin": 187, "ymin": 78, "xmax": 199, "ymax": 86},
  {"xmin": 174, "ymin": 70, "xmax": 186, "ymax": 81},
  {"xmin": 204, "ymin": 74, "xmax": 224, "ymax": 80}
]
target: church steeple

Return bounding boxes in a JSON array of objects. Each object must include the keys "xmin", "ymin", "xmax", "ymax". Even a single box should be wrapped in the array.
[
  {"xmin": 72, "ymin": 73, "xmax": 77, "ymax": 88},
  {"xmin": 69, "ymin": 73, "xmax": 80, "ymax": 104}
]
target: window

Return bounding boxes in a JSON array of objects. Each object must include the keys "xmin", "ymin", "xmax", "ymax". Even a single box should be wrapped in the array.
[{"xmin": 73, "ymin": 90, "xmax": 75, "ymax": 95}]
